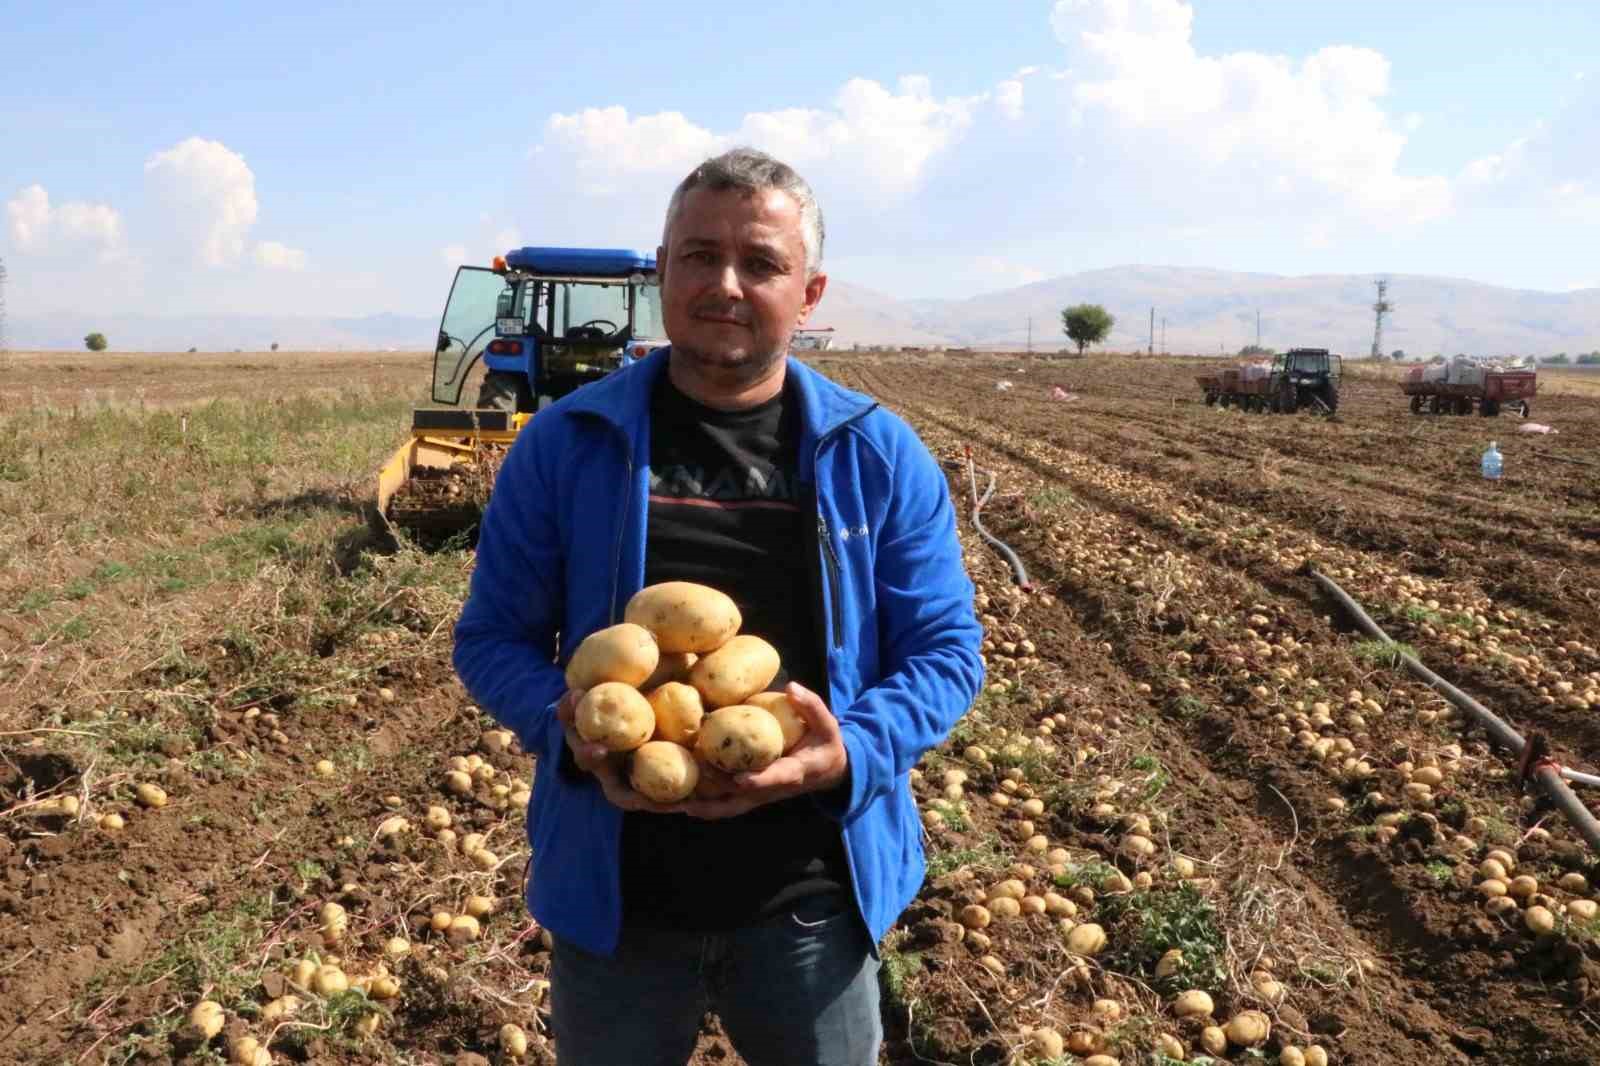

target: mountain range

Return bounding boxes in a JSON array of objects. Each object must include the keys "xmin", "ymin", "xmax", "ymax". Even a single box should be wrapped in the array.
[{"xmin": 7, "ymin": 268, "xmax": 1598, "ymax": 356}]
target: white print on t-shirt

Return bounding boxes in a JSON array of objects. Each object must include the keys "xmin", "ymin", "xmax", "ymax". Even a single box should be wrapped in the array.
[{"xmin": 837, "ymin": 523, "xmax": 870, "ymax": 541}]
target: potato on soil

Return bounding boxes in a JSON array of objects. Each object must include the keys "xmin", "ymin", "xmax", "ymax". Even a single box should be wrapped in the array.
[
  {"xmin": 690, "ymin": 635, "xmax": 781, "ymax": 708},
  {"xmin": 625, "ymin": 581, "xmax": 742, "ymax": 654},
  {"xmin": 695, "ymin": 705, "xmax": 785, "ymax": 773},
  {"xmin": 646, "ymin": 682, "xmax": 705, "ymax": 745},
  {"xmin": 629, "ymin": 741, "xmax": 701, "ymax": 803},
  {"xmin": 746, "ymin": 690, "xmax": 808, "ymax": 752},
  {"xmin": 575, "ymin": 682, "xmax": 655, "ymax": 752},
  {"xmin": 565, "ymin": 622, "xmax": 660, "ymax": 690}
]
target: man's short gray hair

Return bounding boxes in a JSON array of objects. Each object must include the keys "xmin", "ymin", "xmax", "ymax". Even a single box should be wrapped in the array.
[{"xmin": 661, "ymin": 147, "xmax": 825, "ymax": 278}]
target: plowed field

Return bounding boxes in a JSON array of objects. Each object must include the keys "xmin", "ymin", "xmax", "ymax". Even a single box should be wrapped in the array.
[{"xmin": 3, "ymin": 350, "xmax": 1599, "ymax": 1066}]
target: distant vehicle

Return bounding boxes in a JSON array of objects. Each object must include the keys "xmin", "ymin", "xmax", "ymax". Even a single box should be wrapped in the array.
[
  {"xmin": 791, "ymin": 327, "xmax": 835, "ymax": 352},
  {"xmin": 1401, "ymin": 357, "xmax": 1535, "ymax": 417},
  {"xmin": 1197, "ymin": 347, "xmax": 1342, "ymax": 414}
]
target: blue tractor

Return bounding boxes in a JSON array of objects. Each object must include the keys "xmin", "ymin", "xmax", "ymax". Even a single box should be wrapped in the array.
[
  {"xmin": 375, "ymin": 247, "xmax": 665, "ymax": 542},
  {"xmin": 434, "ymin": 245, "xmax": 665, "ymax": 413}
]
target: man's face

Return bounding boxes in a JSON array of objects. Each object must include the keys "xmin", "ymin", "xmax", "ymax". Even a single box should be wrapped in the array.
[{"xmin": 658, "ymin": 185, "xmax": 826, "ymax": 384}]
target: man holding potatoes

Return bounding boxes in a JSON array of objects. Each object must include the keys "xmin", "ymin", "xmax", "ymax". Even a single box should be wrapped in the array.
[{"xmin": 453, "ymin": 147, "xmax": 985, "ymax": 1066}]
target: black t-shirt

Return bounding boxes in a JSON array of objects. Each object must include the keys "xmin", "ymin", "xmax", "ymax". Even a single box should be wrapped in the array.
[{"xmin": 618, "ymin": 370, "xmax": 850, "ymax": 929}]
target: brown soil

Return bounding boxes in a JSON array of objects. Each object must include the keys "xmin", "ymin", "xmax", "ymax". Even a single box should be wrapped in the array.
[{"xmin": 5, "ymin": 351, "xmax": 1599, "ymax": 1066}]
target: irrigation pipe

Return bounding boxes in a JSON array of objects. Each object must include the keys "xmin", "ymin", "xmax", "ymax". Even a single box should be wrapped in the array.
[
  {"xmin": 1310, "ymin": 568, "xmax": 1600, "ymax": 854},
  {"xmin": 952, "ymin": 446, "xmax": 1031, "ymax": 591}
]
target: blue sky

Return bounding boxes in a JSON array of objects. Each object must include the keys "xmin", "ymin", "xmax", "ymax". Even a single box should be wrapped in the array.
[{"xmin": 2, "ymin": 0, "xmax": 1596, "ymax": 319}]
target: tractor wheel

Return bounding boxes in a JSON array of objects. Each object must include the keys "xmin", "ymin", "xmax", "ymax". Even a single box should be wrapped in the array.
[
  {"xmin": 1409, "ymin": 395, "xmax": 1423, "ymax": 414},
  {"xmin": 1481, "ymin": 399, "xmax": 1499, "ymax": 417},
  {"xmin": 1204, "ymin": 392, "xmax": 1217, "ymax": 407},
  {"xmin": 1219, "ymin": 395, "xmax": 1231, "ymax": 409},
  {"xmin": 1457, "ymin": 397, "xmax": 1473, "ymax": 416},
  {"xmin": 1321, "ymin": 387, "xmax": 1339, "ymax": 415},
  {"xmin": 1428, "ymin": 395, "xmax": 1442, "ymax": 415}
]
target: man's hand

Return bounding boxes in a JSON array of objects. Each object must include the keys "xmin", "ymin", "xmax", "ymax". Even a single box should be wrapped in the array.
[
  {"xmin": 680, "ymin": 682, "xmax": 849, "ymax": 821},
  {"xmin": 556, "ymin": 689, "xmax": 685, "ymax": 815}
]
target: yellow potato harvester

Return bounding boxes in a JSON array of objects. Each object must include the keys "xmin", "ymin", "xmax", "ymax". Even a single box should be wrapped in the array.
[{"xmin": 371, "ymin": 247, "xmax": 666, "ymax": 545}]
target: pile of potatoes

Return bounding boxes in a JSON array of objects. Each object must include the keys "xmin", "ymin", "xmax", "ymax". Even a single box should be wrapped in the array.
[{"xmin": 567, "ymin": 582, "xmax": 807, "ymax": 804}]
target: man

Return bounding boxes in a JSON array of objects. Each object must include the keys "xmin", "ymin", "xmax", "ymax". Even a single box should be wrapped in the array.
[{"xmin": 453, "ymin": 147, "xmax": 983, "ymax": 1066}]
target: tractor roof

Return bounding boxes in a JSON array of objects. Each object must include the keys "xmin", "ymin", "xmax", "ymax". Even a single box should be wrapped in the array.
[{"xmin": 504, "ymin": 247, "xmax": 656, "ymax": 276}]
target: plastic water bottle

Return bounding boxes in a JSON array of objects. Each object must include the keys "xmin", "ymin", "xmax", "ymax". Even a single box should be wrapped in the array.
[{"xmin": 1481, "ymin": 441, "xmax": 1502, "ymax": 481}]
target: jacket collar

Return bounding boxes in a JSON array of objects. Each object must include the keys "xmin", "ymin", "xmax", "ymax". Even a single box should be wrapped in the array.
[{"xmin": 564, "ymin": 345, "xmax": 876, "ymax": 440}]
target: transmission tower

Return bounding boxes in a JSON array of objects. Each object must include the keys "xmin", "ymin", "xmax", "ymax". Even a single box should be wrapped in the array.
[{"xmin": 1371, "ymin": 278, "xmax": 1393, "ymax": 359}]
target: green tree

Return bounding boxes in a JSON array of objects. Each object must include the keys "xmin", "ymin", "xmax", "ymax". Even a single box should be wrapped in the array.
[
  {"xmin": 1238, "ymin": 344, "xmax": 1275, "ymax": 357},
  {"xmin": 1391, "ymin": 349, "xmax": 1406, "ymax": 361},
  {"xmin": 1061, "ymin": 304, "xmax": 1114, "ymax": 355},
  {"xmin": 270, "ymin": 341, "xmax": 279, "ymax": 352},
  {"xmin": 1577, "ymin": 352, "xmax": 1600, "ymax": 366},
  {"xmin": 84, "ymin": 332, "xmax": 108, "ymax": 352},
  {"xmin": 1545, "ymin": 353, "xmax": 1570, "ymax": 365}
]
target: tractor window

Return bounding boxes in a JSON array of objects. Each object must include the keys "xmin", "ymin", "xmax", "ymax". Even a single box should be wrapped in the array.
[
  {"xmin": 432, "ymin": 266, "xmax": 512, "ymax": 404},
  {"xmin": 633, "ymin": 282, "xmax": 665, "ymax": 339},
  {"xmin": 1293, "ymin": 352, "xmax": 1327, "ymax": 373},
  {"xmin": 551, "ymin": 281, "xmax": 629, "ymax": 340}
]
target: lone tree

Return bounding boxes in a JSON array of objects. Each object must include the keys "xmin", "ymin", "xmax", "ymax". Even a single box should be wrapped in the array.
[
  {"xmin": 84, "ymin": 332, "xmax": 108, "ymax": 352},
  {"xmin": 1061, "ymin": 304, "xmax": 1114, "ymax": 355}
]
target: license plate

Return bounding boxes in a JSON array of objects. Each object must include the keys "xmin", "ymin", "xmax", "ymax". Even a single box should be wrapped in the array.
[{"xmin": 497, "ymin": 317, "xmax": 525, "ymax": 335}]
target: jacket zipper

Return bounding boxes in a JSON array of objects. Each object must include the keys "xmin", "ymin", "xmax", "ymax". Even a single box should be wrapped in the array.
[
  {"xmin": 608, "ymin": 426, "xmax": 634, "ymax": 625},
  {"xmin": 812, "ymin": 408, "xmax": 874, "ymax": 652},
  {"xmin": 817, "ymin": 515, "xmax": 844, "ymax": 650}
]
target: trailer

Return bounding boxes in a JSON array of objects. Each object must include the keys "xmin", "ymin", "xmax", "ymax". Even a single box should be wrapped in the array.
[{"xmin": 1401, "ymin": 359, "xmax": 1535, "ymax": 417}]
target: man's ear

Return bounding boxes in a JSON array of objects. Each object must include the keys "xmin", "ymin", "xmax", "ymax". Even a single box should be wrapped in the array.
[{"xmin": 797, "ymin": 272, "xmax": 828, "ymax": 326}]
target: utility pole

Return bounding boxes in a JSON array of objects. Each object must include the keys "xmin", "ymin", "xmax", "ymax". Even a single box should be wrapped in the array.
[
  {"xmin": 1026, "ymin": 315, "xmax": 1032, "ymax": 354},
  {"xmin": 1161, "ymin": 317, "xmax": 1167, "ymax": 355},
  {"xmin": 1148, "ymin": 307, "xmax": 1155, "ymax": 356},
  {"xmin": 1371, "ymin": 278, "xmax": 1392, "ymax": 359}
]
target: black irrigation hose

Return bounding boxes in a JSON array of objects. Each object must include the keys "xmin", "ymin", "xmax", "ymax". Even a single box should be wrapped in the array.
[
  {"xmin": 1311, "ymin": 568, "xmax": 1600, "ymax": 854},
  {"xmin": 944, "ymin": 449, "xmax": 1031, "ymax": 590}
]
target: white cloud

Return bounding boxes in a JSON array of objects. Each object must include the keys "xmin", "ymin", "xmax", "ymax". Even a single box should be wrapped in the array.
[
  {"xmin": 1048, "ymin": 0, "xmax": 1450, "ymax": 225},
  {"xmin": 5, "ymin": 183, "xmax": 124, "ymax": 256},
  {"xmin": 542, "ymin": 74, "xmax": 978, "ymax": 204},
  {"xmin": 144, "ymin": 137, "xmax": 259, "ymax": 266},
  {"xmin": 996, "ymin": 79, "xmax": 1025, "ymax": 120},
  {"xmin": 254, "ymin": 240, "xmax": 307, "ymax": 270}
]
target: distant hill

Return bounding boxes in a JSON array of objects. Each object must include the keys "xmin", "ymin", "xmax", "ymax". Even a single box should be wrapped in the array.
[
  {"xmin": 4, "ymin": 312, "xmax": 436, "ymax": 353},
  {"xmin": 9, "ymin": 269, "xmax": 1599, "ymax": 356},
  {"xmin": 820, "ymin": 269, "xmax": 1600, "ymax": 357}
]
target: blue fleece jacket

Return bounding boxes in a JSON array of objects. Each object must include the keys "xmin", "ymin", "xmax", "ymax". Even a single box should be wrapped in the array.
[{"xmin": 452, "ymin": 348, "xmax": 984, "ymax": 956}]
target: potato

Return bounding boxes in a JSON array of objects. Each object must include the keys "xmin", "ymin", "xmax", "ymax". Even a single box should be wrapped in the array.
[
  {"xmin": 690, "ymin": 635, "xmax": 781, "ymax": 708},
  {"xmin": 746, "ymin": 691, "xmax": 808, "ymax": 752},
  {"xmin": 625, "ymin": 581, "xmax": 742, "ymax": 653},
  {"xmin": 695, "ymin": 705, "xmax": 785, "ymax": 773},
  {"xmin": 1174, "ymin": 989, "xmax": 1214, "ymax": 1018},
  {"xmin": 189, "ymin": 1000, "xmax": 225, "ymax": 1039},
  {"xmin": 629, "ymin": 741, "xmax": 700, "ymax": 803},
  {"xmin": 575, "ymin": 682, "xmax": 655, "ymax": 752},
  {"xmin": 646, "ymin": 682, "xmax": 705, "ymax": 745},
  {"xmin": 565, "ymin": 623, "xmax": 660, "ymax": 691},
  {"xmin": 1225, "ymin": 1010, "xmax": 1271, "ymax": 1047},
  {"xmin": 641, "ymin": 651, "xmax": 698, "ymax": 690}
]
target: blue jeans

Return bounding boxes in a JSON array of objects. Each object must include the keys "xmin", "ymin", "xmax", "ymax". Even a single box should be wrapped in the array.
[{"xmin": 549, "ymin": 894, "xmax": 882, "ymax": 1066}]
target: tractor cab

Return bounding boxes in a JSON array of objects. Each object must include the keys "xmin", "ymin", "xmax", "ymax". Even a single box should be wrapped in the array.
[
  {"xmin": 431, "ymin": 246, "xmax": 665, "ymax": 412},
  {"xmin": 1273, "ymin": 347, "xmax": 1341, "ymax": 387}
]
